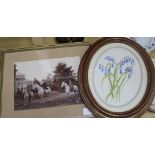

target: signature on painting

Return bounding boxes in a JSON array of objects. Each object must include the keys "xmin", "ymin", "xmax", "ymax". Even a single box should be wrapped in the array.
[{"xmin": 99, "ymin": 56, "xmax": 135, "ymax": 102}]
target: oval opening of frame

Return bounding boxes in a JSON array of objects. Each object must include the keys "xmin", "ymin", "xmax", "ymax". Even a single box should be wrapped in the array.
[{"xmin": 78, "ymin": 37, "xmax": 155, "ymax": 117}]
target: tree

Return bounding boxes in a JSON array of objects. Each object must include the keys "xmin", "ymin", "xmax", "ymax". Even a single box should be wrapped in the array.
[
  {"xmin": 53, "ymin": 63, "xmax": 75, "ymax": 78},
  {"xmin": 52, "ymin": 63, "xmax": 77, "ymax": 88},
  {"xmin": 46, "ymin": 73, "xmax": 52, "ymax": 81}
]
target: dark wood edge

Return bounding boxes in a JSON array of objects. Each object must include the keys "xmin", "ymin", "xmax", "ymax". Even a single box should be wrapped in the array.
[
  {"xmin": 78, "ymin": 37, "xmax": 155, "ymax": 117},
  {"xmin": 0, "ymin": 43, "xmax": 91, "ymax": 117}
]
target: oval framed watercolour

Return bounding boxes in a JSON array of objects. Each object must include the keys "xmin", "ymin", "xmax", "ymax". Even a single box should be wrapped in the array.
[{"xmin": 78, "ymin": 38, "xmax": 155, "ymax": 117}]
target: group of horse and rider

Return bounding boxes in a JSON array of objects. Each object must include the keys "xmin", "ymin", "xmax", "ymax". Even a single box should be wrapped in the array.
[
  {"xmin": 16, "ymin": 78, "xmax": 79, "ymax": 105},
  {"xmin": 17, "ymin": 78, "xmax": 52, "ymax": 105}
]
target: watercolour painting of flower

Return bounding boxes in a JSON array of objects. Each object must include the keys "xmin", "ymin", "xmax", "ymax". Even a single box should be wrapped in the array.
[{"xmin": 98, "ymin": 56, "xmax": 135, "ymax": 103}]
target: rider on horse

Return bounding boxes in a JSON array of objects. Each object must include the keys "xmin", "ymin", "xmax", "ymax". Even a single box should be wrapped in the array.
[
  {"xmin": 34, "ymin": 78, "xmax": 41, "ymax": 87},
  {"xmin": 42, "ymin": 79, "xmax": 48, "ymax": 90}
]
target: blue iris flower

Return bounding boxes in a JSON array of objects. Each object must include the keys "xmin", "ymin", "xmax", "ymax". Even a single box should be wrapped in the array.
[
  {"xmin": 99, "ymin": 56, "xmax": 134, "ymax": 79},
  {"xmin": 125, "ymin": 67, "xmax": 133, "ymax": 79},
  {"xmin": 119, "ymin": 56, "xmax": 134, "ymax": 79},
  {"xmin": 99, "ymin": 64, "xmax": 111, "ymax": 76},
  {"xmin": 125, "ymin": 66, "xmax": 132, "ymax": 73},
  {"xmin": 105, "ymin": 56, "xmax": 116, "ymax": 68},
  {"xmin": 98, "ymin": 56, "xmax": 116, "ymax": 76}
]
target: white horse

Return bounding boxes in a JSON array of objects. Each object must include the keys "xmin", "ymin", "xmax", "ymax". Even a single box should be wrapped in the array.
[
  {"xmin": 28, "ymin": 91, "xmax": 34, "ymax": 103},
  {"xmin": 33, "ymin": 83, "xmax": 44, "ymax": 103},
  {"xmin": 61, "ymin": 81, "xmax": 79, "ymax": 94},
  {"xmin": 22, "ymin": 88, "xmax": 28, "ymax": 106},
  {"xmin": 61, "ymin": 82, "xmax": 70, "ymax": 94},
  {"xmin": 44, "ymin": 87, "xmax": 52, "ymax": 96},
  {"xmin": 73, "ymin": 85, "xmax": 79, "ymax": 94}
]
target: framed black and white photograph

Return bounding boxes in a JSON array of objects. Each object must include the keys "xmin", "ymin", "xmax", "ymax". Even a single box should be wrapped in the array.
[
  {"xmin": 14, "ymin": 57, "xmax": 82, "ymax": 111},
  {"xmin": 0, "ymin": 43, "xmax": 89, "ymax": 117}
]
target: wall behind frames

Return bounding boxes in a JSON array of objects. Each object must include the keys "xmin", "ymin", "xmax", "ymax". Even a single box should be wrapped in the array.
[
  {"xmin": 0, "ymin": 37, "xmax": 100, "ymax": 49},
  {"xmin": 0, "ymin": 37, "xmax": 155, "ymax": 56}
]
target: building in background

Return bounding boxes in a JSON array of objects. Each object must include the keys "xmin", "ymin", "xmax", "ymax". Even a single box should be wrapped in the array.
[{"xmin": 15, "ymin": 69, "xmax": 32, "ymax": 93}]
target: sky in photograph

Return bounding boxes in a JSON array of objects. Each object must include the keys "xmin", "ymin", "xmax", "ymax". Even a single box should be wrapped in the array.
[{"xmin": 15, "ymin": 56, "xmax": 80, "ymax": 81}]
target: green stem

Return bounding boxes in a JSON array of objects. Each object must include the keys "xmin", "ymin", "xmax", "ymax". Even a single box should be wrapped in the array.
[
  {"xmin": 106, "ymin": 72, "xmax": 127, "ymax": 102},
  {"xmin": 116, "ymin": 72, "xmax": 127, "ymax": 99}
]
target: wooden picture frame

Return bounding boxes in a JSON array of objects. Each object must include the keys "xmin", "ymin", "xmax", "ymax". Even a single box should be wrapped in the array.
[
  {"xmin": 78, "ymin": 37, "xmax": 155, "ymax": 117},
  {"xmin": 0, "ymin": 43, "xmax": 90, "ymax": 117}
]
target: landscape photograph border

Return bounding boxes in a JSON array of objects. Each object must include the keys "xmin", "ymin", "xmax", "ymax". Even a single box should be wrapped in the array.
[{"xmin": 0, "ymin": 43, "xmax": 90, "ymax": 117}]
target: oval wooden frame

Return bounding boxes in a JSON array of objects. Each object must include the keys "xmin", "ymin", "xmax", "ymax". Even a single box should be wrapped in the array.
[{"xmin": 78, "ymin": 37, "xmax": 155, "ymax": 117}]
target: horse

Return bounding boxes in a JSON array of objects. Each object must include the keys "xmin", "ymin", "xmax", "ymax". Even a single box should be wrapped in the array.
[
  {"xmin": 22, "ymin": 88, "xmax": 29, "ymax": 106},
  {"xmin": 44, "ymin": 87, "xmax": 52, "ymax": 96},
  {"xmin": 61, "ymin": 81, "xmax": 79, "ymax": 94},
  {"xmin": 33, "ymin": 83, "xmax": 44, "ymax": 104},
  {"xmin": 73, "ymin": 85, "xmax": 79, "ymax": 94},
  {"xmin": 61, "ymin": 81, "xmax": 70, "ymax": 94},
  {"xmin": 28, "ymin": 90, "xmax": 34, "ymax": 103}
]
